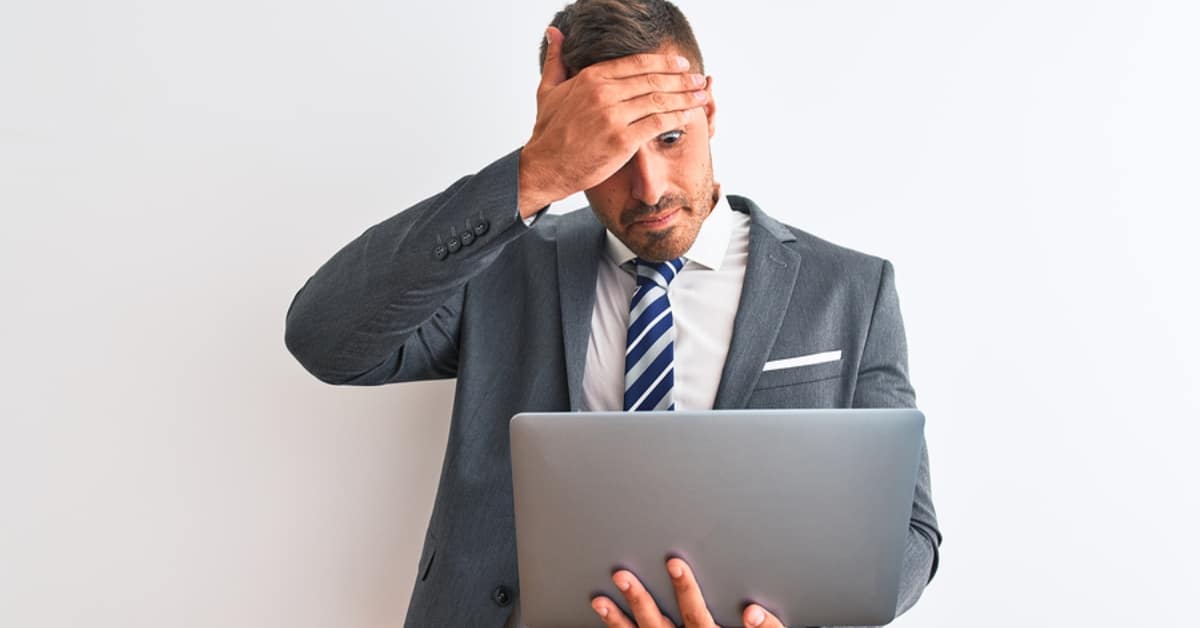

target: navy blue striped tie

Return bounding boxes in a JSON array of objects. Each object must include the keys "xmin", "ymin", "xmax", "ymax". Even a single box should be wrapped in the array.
[{"xmin": 624, "ymin": 257, "xmax": 686, "ymax": 411}]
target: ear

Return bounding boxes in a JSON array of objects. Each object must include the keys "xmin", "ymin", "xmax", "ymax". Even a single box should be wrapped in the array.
[{"xmin": 703, "ymin": 75, "xmax": 717, "ymax": 139}]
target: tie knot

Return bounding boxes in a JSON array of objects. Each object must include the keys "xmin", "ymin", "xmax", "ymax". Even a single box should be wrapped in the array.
[{"xmin": 634, "ymin": 257, "xmax": 685, "ymax": 289}]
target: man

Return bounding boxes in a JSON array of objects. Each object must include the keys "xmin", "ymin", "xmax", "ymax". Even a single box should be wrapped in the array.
[{"xmin": 284, "ymin": 1, "xmax": 941, "ymax": 626}]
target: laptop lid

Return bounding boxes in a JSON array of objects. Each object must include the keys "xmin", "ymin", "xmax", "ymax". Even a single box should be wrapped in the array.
[{"xmin": 510, "ymin": 408, "xmax": 924, "ymax": 627}]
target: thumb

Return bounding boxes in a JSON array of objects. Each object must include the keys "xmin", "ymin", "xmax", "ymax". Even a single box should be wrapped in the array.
[{"xmin": 539, "ymin": 26, "xmax": 567, "ymax": 90}]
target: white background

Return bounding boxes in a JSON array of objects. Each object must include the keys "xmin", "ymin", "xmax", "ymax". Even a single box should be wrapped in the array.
[{"xmin": 2, "ymin": 1, "xmax": 1197, "ymax": 626}]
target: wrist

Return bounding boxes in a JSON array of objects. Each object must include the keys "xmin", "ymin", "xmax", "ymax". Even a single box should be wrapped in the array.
[{"xmin": 517, "ymin": 145, "xmax": 559, "ymax": 218}]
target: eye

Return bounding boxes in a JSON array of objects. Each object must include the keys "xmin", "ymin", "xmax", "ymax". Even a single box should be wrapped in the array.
[{"xmin": 658, "ymin": 130, "xmax": 685, "ymax": 146}]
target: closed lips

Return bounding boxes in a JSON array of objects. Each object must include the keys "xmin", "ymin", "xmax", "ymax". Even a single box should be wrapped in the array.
[{"xmin": 634, "ymin": 208, "xmax": 680, "ymax": 226}]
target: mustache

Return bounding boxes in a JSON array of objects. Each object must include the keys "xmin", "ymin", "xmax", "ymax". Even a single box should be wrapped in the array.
[{"xmin": 620, "ymin": 196, "xmax": 689, "ymax": 226}]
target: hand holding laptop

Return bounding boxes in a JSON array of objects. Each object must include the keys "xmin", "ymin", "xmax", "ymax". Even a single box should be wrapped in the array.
[{"xmin": 591, "ymin": 557, "xmax": 784, "ymax": 628}]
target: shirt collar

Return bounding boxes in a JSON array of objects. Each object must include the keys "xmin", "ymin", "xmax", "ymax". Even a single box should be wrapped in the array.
[{"xmin": 604, "ymin": 191, "xmax": 733, "ymax": 271}]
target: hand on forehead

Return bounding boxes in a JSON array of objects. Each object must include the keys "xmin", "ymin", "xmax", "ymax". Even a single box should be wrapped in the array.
[{"xmin": 579, "ymin": 50, "xmax": 694, "ymax": 79}]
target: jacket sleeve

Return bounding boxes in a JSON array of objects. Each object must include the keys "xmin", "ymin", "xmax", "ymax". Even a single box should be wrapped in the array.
[
  {"xmin": 284, "ymin": 147, "xmax": 542, "ymax": 386},
  {"xmin": 850, "ymin": 259, "xmax": 942, "ymax": 621}
]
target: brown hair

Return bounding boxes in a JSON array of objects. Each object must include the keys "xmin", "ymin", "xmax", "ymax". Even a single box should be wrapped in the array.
[{"xmin": 538, "ymin": 0, "xmax": 705, "ymax": 77}]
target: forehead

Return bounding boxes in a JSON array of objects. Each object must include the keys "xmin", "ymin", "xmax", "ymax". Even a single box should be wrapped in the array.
[{"xmin": 570, "ymin": 41, "xmax": 700, "ymax": 77}]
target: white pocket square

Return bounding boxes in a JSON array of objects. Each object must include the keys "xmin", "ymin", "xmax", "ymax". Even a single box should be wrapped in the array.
[{"xmin": 762, "ymin": 350, "xmax": 842, "ymax": 372}]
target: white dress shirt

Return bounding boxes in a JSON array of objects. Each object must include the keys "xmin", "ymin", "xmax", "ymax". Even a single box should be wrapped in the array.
[
  {"xmin": 503, "ymin": 193, "xmax": 750, "ymax": 628},
  {"xmin": 582, "ymin": 191, "xmax": 751, "ymax": 411}
]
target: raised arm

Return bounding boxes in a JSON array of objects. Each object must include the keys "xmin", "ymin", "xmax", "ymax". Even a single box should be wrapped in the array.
[
  {"xmin": 284, "ymin": 149, "xmax": 536, "ymax": 385},
  {"xmin": 285, "ymin": 26, "xmax": 709, "ymax": 387}
]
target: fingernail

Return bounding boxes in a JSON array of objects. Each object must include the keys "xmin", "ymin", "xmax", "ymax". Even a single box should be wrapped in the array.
[
  {"xmin": 668, "ymin": 563, "xmax": 683, "ymax": 578},
  {"xmin": 691, "ymin": 73, "xmax": 705, "ymax": 86},
  {"xmin": 693, "ymin": 90, "xmax": 708, "ymax": 101},
  {"xmin": 592, "ymin": 601, "xmax": 609, "ymax": 618},
  {"xmin": 617, "ymin": 579, "xmax": 631, "ymax": 592},
  {"xmin": 675, "ymin": 56, "xmax": 690, "ymax": 69},
  {"xmin": 747, "ymin": 606, "xmax": 766, "ymax": 626},
  {"xmin": 545, "ymin": 28, "xmax": 551, "ymax": 46}
]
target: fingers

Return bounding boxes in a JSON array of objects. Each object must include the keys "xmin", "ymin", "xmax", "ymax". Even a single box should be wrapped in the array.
[
  {"xmin": 611, "ymin": 570, "xmax": 674, "ymax": 628},
  {"xmin": 617, "ymin": 88, "xmax": 707, "ymax": 125},
  {"xmin": 743, "ymin": 603, "xmax": 786, "ymax": 628},
  {"xmin": 591, "ymin": 51, "xmax": 692, "ymax": 79},
  {"xmin": 666, "ymin": 558, "xmax": 718, "ymax": 628},
  {"xmin": 610, "ymin": 72, "xmax": 707, "ymax": 102},
  {"xmin": 539, "ymin": 26, "xmax": 567, "ymax": 91},
  {"xmin": 591, "ymin": 595, "xmax": 636, "ymax": 628}
]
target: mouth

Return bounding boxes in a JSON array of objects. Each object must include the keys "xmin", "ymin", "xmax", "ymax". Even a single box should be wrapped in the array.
[{"xmin": 629, "ymin": 207, "xmax": 682, "ymax": 229}]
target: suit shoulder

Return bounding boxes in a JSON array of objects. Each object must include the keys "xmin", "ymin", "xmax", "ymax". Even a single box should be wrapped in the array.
[
  {"xmin": 786, "ymin": 225, "xmax": 889, "ymax": 271},
  {"xmin": 733, "ymin": 194, "xmax": 892, "ymax": 277},
  {"xmin": 763, "ymin": 217, "xmax": 898, "ymax": 306},
  {"xmin": 778, "ymin": 225, "xmax": 899, "ymax": 314}
]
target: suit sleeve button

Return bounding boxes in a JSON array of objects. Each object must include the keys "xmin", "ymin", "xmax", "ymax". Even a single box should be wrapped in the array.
[
  {"xmin": 473, "ymin": 219, "xmax": 490, "ymax": 236},
  {"xmin": 492, "ymin": 585, "xmax": 512, "ymax": 607},
  {"xmin": 433, "ymin": 245, "xmax": 448, "ymax": 260},
  {"xmin": 459, "ymin": 230, "xmax": 475, "ymax": 246},
  {"xmin": 446, "ymin": 237, "xmax": 461, "ymax": 253}
]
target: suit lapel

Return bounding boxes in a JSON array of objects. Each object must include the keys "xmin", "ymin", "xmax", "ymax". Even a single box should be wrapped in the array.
[
  {"xmin": 555, "ymin": 209, "xmax": 605, "ymax": 410},
  {"xmin": 712, "ymin": 195, "xmax": 802, "ymax": 409}
]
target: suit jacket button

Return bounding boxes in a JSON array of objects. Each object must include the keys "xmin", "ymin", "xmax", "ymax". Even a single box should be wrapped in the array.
[
  {"xmin": 433, "ymin": 245, "xmax": 448, "ymax": 260},
  {"xmin": 447, "ymin": 237, "xmax": 461, "ymax": 253},
  {"xmin": 492, "ymin": 585, "xmax": 512, "ymax": 607},
  {"xmin": 474, "ymin": 219, "xmax": 490, "ymax": 236},
  {"xmin": 460, "ymin": 230, "xmax": 475, "ymax": 246}
]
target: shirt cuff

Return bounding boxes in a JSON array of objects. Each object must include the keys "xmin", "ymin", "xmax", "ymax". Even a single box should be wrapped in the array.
[{"xmin": 521, "ymin": 204, "xmax": 550, "ymax": 227}]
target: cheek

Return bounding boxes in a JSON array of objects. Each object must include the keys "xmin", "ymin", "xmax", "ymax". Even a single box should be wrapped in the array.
[
  {"xmin": 673, "ymin": 140, "xmax": 708, "ymax": 177},
  {"xmin": 585, "ymin": 188, "xmax": 626, "ymax": 227}
]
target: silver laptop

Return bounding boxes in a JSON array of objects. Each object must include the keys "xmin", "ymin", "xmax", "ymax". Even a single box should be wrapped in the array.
[{"xmin": 510, "ymin": 408, "xmax": 924, "ymax": 627}]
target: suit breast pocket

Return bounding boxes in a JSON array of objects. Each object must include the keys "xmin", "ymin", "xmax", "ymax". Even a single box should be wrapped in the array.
[
  {"xmin": 755, "ymin": 358, "xmax": 844, "ymax": 390},
  {"xmin": 749, "ymin": 356, "xmax": 847, "ymax": 408}
]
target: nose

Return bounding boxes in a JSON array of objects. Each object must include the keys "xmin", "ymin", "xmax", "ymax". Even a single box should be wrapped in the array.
[{"xmin": 628, "ymin": 149, "xmax": 667, "ymax": 207}]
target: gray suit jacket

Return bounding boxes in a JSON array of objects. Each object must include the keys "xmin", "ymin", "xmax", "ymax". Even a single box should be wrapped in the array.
[{"xmin": 285, "ymin": 148, "xmax": 942, "ymax": 627}]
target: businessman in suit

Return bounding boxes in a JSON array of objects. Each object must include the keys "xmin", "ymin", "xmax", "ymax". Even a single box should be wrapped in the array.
[{"xmin": 285, "ymin": 1, "xmax": 940, "ymax": 626}]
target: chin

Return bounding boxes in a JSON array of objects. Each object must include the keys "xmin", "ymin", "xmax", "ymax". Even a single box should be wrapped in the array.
[{"xmin": 630, "ymin": 230, "xmax": 694, "ymax": 262}]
